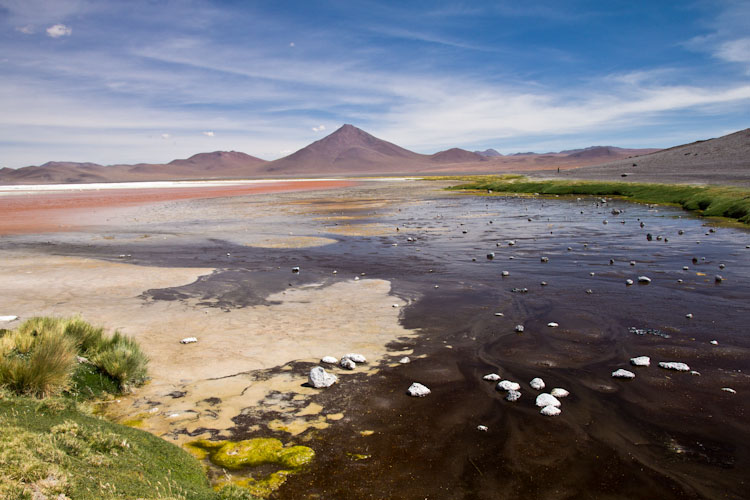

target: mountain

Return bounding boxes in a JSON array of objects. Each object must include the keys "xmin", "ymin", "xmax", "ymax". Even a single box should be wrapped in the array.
[
  {"xmin": 167, "ymin": 151, "xmax": 266, "ymax": 171},
  {"xmin": 263, "ymin": 124, "xmax": 426, "ymax": 174},
  {"xmin": 429, "ymin": 148, "xmax": 487, "ymax": 163},
  {"xmin": 474, "ymin": 148, "xmax": 502, "ymax": 157},
  {"xmin": 559, "ymin": 129, "xmax": 750, "ymax": 186}
]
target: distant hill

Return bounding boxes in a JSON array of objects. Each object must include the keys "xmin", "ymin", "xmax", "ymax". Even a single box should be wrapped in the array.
[
  {"xmin": 474, "ymin": 148, "xmax": 502, "ymax": 157},
  {"xmin": 429, "ymin": 148, "xmax": 487, "ymax": 164},
  {"xmin": 555, "ymin": 129, "xmax": 750, "ymax": 186}
]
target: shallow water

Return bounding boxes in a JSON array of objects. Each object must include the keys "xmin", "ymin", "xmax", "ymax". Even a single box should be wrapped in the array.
[{"xmin": 5, "ymin": 186, "xmax": 749, "ymax": 499}]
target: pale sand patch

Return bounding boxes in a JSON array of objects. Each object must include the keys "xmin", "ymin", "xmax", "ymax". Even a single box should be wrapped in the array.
[
  {"xmin": 0, "ymin": 251, "xmax": 413, "ymax": 444},
  {"xmin": 245, "ymin": 235, "xmax": 338, "ymax": 248},
  {"xmin": 322, "ymin": 223, "xmax": 394, "ymax": 236}
]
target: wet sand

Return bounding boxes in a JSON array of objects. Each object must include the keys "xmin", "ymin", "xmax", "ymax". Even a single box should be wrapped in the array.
[{"xmin": 1, "ymin": 179, "xmax": 749, "ymax": 499}]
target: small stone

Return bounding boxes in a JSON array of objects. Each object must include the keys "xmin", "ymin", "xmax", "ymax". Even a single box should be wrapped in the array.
[
  {"xmin": 501, "ymin": 270, "xmax": 510, "ymax": 277},
  {"xmin": 715, "ymin": 275, "xmax": 724, "ymax": 282},
  {"xmin": 398, "ymin": 356, "xmax": 411, "ymax": 364},
  {"xmin": 332, "ymin": 270, "xmax": 338, "ymax": 274},
  {"xmin": 407, "ymin": 382, "xmax": 431, "ymax": 397},
  {"xmin": 677, "ymin": 279, "xmax": 683, "ymax": 283},
  {"xmin": 505, "ymin": 390, "xmax": 521, "ymax": 402},
  {"xmin": 630, "ymin": 261, "xmax": 636, "ymax": 266},
  {"xmin": 550, "ymin": 388, "xmax": 569, "ymax": 398},
  {"xmin": 292, "ymin": 266, "xmax": 300, "ymax": 273},
  {"xmin": 540, "ymin": 256, "xmax": 549, "ymax": 263},
  {"xmin": 392, "ymin": 303, "xmax": 399, "ymax": 308},
  {"xmin": 344, "ymin": 353, "xmax": 367, "ymax": 363},
  {"xmin": 585, "ymin": 289, "xmax": 593, "ymax": 294},
  {"xmin": 658, "ymin": 361, "xmax": 690, "ymax": 372},
  {"xmin": 612, "ymin": 369, "xmax": 636, "ymax": 379},
  {"xmin": 180, "ymin": 337, "xmax": 198, "ymax": 344},
  {"xmin": 719, "ymin": 263, "xmax": 725, "ymax": 269},
  {"xmin": 589, "ymin": 272, "xmax": 595, "ymax": 276},
  {"xmin": 540, "ymin": 281, "xmax": 548, "ymax": 286},
  {"xmin": 690, "ymin": 370, "xmax": 701, "ymax": 376},
  {"xmin": 603, "ymin": 220, "xmax": 608, "ymax": 225},
  {"xmin": 710, "ymin": 340, "xmax": 718, "ymax": 345},
  {"xmin": 477, "ymin": 425, "xmax": 489, "ymax": 432},
  {"xmin": 567, "ymin": 247, "xmax": 573, "ymax": 251},
  {"xmin": 497, "ymin": 380, "xmax": 521, "ymax": 391},
  {"xmin": 547, "ymin": 322, "xmax": 559, "ymax": 328},
  {"xmin": 540, "ymin": 405, "xmax": 561, "ymax": 416},
  {"xmin": 685, "ymin": 313, "xmax": 693, "ymax": 319},
  {"xmin": 514, "ymin": 324, "xmax": 524, "ymax": 333},
  {"xmin": 354, "ymin": 276, "xmax": 360, "ymax": 281},
  {"xmin": 678, "ymin": 229, "xmax": 684, "ymax": 235},
  {"xmin": 487, "ymin": 252, "xmax": 495, "ymax": 260},
  {"xmin": 321, "ymin": 356, "xmax": 338, "ymax": 364},
  {"xmin": 483, "ymin": 373, "xmax": 501, "ymax": 381},
  {"xmin": 630, "ymin": 356, "xmax": 651, "ymax": 367},
  {"xmin": 535, "ymin": 393, "xmax": 561, "ymax": 407},
  {"xmin": 309, "ymin": 367, "xmax": 338, "ymax": 388},
  {"xmin": 638, "ymin": 276, "xmax": 651, "ymax": 283},
  {"xmin": 683, "ymin": 266, "xmax": 689, "ymax": 270},
  {"xmin": 494, "ymin": 312, "xmax": 504, "ymax": 317},
  {"xmin": 507, "ymin": 240, "xmax": 516, "ymax": 246},
  {"xmin": 339, "ymin": 358, "xmax": 356, "ymax": 370},
  {"xmin": 625, "ymin": 279, "xmax": 634, "ymax": 286},
  {"xmin": 530, "ymin": 378, "xmax": 545, "ymax": 390},
  {"xmin": 609, "ymin": 259, "xmax": 615, "ymax": 265},
  {"xmin": 721, "ymin": 387, "xmax": 737, "ymax": 394}
]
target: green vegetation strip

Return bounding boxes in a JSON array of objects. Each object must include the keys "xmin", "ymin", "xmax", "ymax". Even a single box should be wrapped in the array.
[{"xmin": 445, "ymin": 176, "xmax": 750, "ymax": 224}]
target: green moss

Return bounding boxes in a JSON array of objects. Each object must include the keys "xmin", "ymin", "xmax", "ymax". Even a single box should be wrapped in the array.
[{"xmin": 447, "ymin": 176, "xmax": 750, "ymax": 225}]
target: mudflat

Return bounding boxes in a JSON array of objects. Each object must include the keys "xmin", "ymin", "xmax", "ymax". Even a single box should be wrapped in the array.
[{"xmin": 1, "ymin": 178, "xmax": 748, "ymax": 499}]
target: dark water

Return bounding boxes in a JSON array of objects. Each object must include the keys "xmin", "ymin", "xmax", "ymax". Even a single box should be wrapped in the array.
[{"xmin": 10, "ymin": 191, "xmax": 750, "ymax": 499}]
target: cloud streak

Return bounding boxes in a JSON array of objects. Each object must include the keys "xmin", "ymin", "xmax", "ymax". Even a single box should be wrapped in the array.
[{"xmin": 46, "ymin": 23, "xmax": 72, "ymax": 37}]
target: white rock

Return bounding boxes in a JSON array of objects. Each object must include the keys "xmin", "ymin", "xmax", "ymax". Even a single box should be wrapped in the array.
[
  {"xmin": 308, "ymin": 366, "xmax": 338, "ymax": 388},
  {"xmin": 547, "ymin": 322, "xmax": 559, "ymax": 328},
  {"xmin": 496, "ymin": 380, "xmax": 521, "ymax": 391},
  {"xmin": 407, "ymin": 382, "xmax": 431, "ymax": 397},
  {"xmin": 685, "ymin": 313, "xmax": 693, "ymax": 319},
  {"xmin": 494, "ymin": 312, "xmax": 504, "ymax": 317},
  {"xmin": 320, "ymin": 356, "xmax": 338, "ymax": 364},
  {"xmin": 658, "ymin": 362, "xmax": 690, "ymax": 372},
  {"xmin": 514, "ymin": 325, "xmax": 524, "ymax": 333},
  {"xmin": 630, "ymin": 356, "xmax": 651, "ymax": 367},
  {"xmin": 535, "ymin": 393, "xmax": 561, "ymax": 408},
  {"xmin": 710, "ymin": 340, "xmax": 718, "ymax": 345},
  {"xmin": 540, "ymin": 405, "xmax": 561, "ymax": 416},
  {"xmin": 339, "ymin": 358, "xmax": 356, "ymax": 370},
  {"xmin": 502, "ymin": 271, "xmax": 510, "ymax": 277},
  {"xmin": 530, "ymin": 378, "xmax": 545, "ymax": 390},
  {"xmin": 550, "ymin": 388, "xmax": 569, "ymax": 398},
  {"xmin": 354, "ymin": 276, "xmax": 360, "ymax": 281},
  {"xmin": 638, "ymin": 276, "xmax": 651, "ymax": 283},
  {"xmin": 180, "ymin": 337, "xmax": 198, "ymax": 344},
  {"xmin": 477, "ymin": 425, "xmax": 488, "ymax": 432},
  {"xmin": 690, "ymin": 370, "xmax": 701, "ymax": 376},
  {"xmin": 625, "ymin": 279, "xmax": 634, "ymax": 286},
  {"xmin": 612, "ymin": 369, "xmax": 636, "ymax": 379},
  {"xmin": 0, "ymin": 315, "xmax": 18, "ymax": 322},
  {"xmin": 483, "ymin": 373, "xmax": 501, "ymax": 381},
  {"xmin": 721, "ymin": 387, "xmax": 736, "ymax": 394},
  {"xmin": 392, "ymin": 303, "xmax": 399, "ymax": 308},
  {"xmin": 505, "ymin": 390, "xmax": 521, "ymax": 402},
  {"xmin": 344, "ymin": 353, "xmax": 367, "ymax": 363},
  {"xmin": 398, "ymin": 356, "xmax": 411, "ymax": 364}
]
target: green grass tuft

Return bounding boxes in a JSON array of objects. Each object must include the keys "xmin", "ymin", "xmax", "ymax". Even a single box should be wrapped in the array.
[
  {"xmin": 447, "ymin": 176, "xmax": 750, "ymax": 224},
  {"xmin": 92, "ymin": 331, "xmax": 149, "ymax": 388},
  {"xmin": 0, "ymin": 330, "xmax": 77, "ymax": 397}
]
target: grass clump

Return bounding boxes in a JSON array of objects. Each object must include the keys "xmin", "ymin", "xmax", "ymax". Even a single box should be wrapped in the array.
[
  {"xmin": 0, "ymin": 393, "xmax": 221, "ymax": 499},
  {"xmin": 0, "ymin": 316, "xmax": 149, "ymax": 398},
  {"xmin": 448, "ymin": 176, "xmax": 750, "ymax": 224}
]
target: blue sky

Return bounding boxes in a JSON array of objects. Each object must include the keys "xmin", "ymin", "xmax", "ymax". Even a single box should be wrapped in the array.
[{"xmin": 1, "ymin": 0, "xmax": 749, "ymax": 167}]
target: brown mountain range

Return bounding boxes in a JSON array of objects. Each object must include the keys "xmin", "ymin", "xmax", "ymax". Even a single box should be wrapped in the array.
[{"xmin": 1, "ymin": 124, "xmax": 665, "ymax": 184}]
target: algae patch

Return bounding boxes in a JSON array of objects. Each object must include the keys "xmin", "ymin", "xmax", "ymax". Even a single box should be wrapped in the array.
[{"xmin": 187, "ymin": 437, "xmax": 314, "ymax": 497}]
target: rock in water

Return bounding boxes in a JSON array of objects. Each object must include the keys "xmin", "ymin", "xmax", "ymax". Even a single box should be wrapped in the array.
[
  {"xmin": 398, "ymin": 357, "xmax": 411, "ymax": 364},
  {"xmin": 721, "ymin": 387, "xmax": 737, "ymax": 394},
  {"xmin": 340, "ymin": 358, "xmax": 356, "ymax": 370},
  {"xmin": 550, "ymin": 388, "xmax": 569, "ymax": 398},
  {"xmin": 309, "ymin": 367, "xmax": 338, "ymax": 388},
  {"xmin": 505, "ymin": 390, "xmax": 521, "ymax": 402},
  {"xmin": 497, "ymin": 380, "xmax": 521, "ymax": 391},
  {"xmin": 180, "ymin": 337, "xmax": 198, "ymax": 344},
  {"xmin": 638, "ymin": 276, "xmax": 651, "ymax": 283},
  {"xmin": 344, "ymin": 353, "xmax": 367, "ymax": 363},
  {"xmin": 483, "ymin": 374, "xmax": 501, "ymax": 381},
  {"xmin": 530, "ymin": 378, "xmax": 545, "ymax": 390},
  {"xmin": 658, "ymin": 361, "xmax": 690, "ymax": 372},
  {"xmin": 547, "ymin": 322, "xmax": 559, "ymax": 328},
  {"xmin": 612, "ymin": 369, "xmax": 636, "ymax": 379},
  {"xmin": 320, "ymin": 356, "xmax": 338, "ymax": 364},
  {"xmin": 407, "ymin": 383, "xmax": 431, "ymax": 397},
  {"xmin": 540, "ymin": 405, "xmax": 561, "ymax": 416},
  {"xmin": 630, "ymin": 356, "xmax": 651, "ymax": 367},
  {"xmin": 535, "ymin": 393, "xmax": 561, "ymax": 408}
]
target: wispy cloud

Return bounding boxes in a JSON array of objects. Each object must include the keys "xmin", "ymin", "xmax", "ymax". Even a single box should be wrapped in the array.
[
  {"xmin": 202, "ymin": 131, "xmax": 215, "ymax": 137},
  {"xmin": 15, "ymin": 24, "xmax": 34, "ymax": 34},
  {"xmin": 311, "ymin": 125, "xmax": 326, "ymax": 132},
  {"xmin": 46, "ymin": 23, "xmax": 72, "ymax": 37}
]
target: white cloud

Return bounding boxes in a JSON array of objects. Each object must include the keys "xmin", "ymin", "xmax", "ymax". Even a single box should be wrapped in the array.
[
  {"xmin": 202, "ymin": 131, "xmax": 215, "ymax": 137},
  {"xmin": 717, "ymin": 38, "xmax": 750, "ymax": 63},
  {"xmin": 16, "ymin": 25, "xmax": 34, "ymax": 34},
  {"xmin": 289, "ymin": 42, "xmax": 295, "ymax": 47},
  {"xmin": 161, "ymin": 133, "xmax": 171, "ymax": 139},
  {"xmin": 312, "ymin": 125, "xmax": 326, "ymax": 132},
  {"xmin": 46, "ymin": 24, "xmax": 72, "ymax": 38}
]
